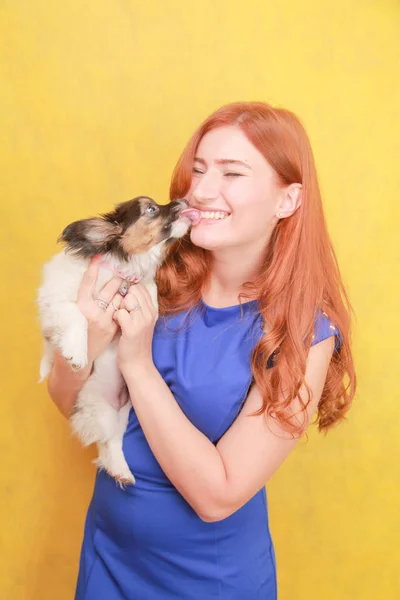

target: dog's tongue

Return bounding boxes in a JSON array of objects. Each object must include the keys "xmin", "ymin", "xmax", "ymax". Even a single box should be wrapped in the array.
[{"xmin": 180, "ymin": 208, "xmax": 202, "ymax": 225}]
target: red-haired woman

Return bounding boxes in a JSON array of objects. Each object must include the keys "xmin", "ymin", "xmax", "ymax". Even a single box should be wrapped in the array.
[{"xmin": 49, "ymin": 102, "xmax": 356, "ymax": 599}]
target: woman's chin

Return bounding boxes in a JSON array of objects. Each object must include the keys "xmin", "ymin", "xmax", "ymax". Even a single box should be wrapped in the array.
[{"xmin": 189, "ymin": 228, "xmax": 226, "ymax": 251}]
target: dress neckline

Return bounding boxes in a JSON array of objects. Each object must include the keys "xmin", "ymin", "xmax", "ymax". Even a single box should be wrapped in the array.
[{"xmin": 200, "ymin": 298, "xmax": 258, "ymax": 312}]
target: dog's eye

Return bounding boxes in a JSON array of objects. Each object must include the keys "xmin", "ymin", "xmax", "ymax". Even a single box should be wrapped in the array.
[{"xmin": 146, "ymin": 205, "xmax": 158, "ymax": 214}]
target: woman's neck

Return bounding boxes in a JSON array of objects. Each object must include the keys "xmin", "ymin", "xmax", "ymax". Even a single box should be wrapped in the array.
[{"xmin": 202, "ymin": 246, "xmax": 265, "ymax": 307}]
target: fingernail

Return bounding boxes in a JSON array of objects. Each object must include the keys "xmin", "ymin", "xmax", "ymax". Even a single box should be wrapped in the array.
[{"xmin": 118, "ymin": 281, "xmax": 129, "ymax": 296}]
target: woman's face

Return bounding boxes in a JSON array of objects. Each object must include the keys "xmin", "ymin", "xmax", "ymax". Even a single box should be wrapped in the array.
[{"xmin": 186, "ymin": 125, "xmax": 290, "ymax": 253}]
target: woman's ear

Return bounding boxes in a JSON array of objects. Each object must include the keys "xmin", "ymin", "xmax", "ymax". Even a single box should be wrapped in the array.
[
  {"xmin": 287, "ymin": 183, "xmax": 302, "ymax": 210},
  {"xmin": 277, "ymin": 183, "xmax": 302, "ymax": 218},
  {"xmin": 58, "ymin": 217, "xmax": 122, "ymax": 258}
]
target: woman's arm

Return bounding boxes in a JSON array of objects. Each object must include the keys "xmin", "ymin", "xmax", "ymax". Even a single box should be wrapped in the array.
[
  {"xmin": 47, "ymin": 351, "xmax": 93, "ymax": 418},
  {"xmin": 117, "ymin": 283, "xmax": 335, "ymax": 523}
]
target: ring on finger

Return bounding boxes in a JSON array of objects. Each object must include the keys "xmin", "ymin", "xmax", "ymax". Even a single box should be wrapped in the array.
[
  {"xmin": 125, "ymin": 292, "xmax": 140, "ymax": 313},
  {"xmin": 96, "ymin": 297, "xmax": 109, "ymax": 310}
]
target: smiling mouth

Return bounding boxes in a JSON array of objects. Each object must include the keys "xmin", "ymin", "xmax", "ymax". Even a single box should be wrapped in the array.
[
  {"xmin": 199, "ymin": 210, "xmax": 231, "ymax": 220},
  {"xmin": 180, "ymin": 208, "xmax": 231, "ymax": 226}
]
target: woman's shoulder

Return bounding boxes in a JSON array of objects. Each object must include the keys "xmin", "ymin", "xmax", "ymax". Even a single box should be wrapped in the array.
[{"xmin": 312, "ymin": 310, "xmax": 342, "ymax": 351}]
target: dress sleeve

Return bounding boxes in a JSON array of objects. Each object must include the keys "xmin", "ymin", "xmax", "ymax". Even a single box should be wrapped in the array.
[{"xmin": 311, "ymin": 311, "xmax": 342, "ymax": 352}]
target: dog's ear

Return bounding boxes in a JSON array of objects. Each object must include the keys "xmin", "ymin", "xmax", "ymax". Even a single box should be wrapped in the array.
[{"xmin": 58, "ymin": 218, "xmax": 123, "ymax": 258}]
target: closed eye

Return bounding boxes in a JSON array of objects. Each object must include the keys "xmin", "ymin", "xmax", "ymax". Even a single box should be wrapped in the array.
[{"xmin": 192, "ymin": 168, "xmax": 243, "ymax": 177}]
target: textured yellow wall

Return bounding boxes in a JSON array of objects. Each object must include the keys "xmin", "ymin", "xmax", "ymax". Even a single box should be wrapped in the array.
[{"xmin": 1, "ymin": 1, "xmax": 399, "ymax": 598}]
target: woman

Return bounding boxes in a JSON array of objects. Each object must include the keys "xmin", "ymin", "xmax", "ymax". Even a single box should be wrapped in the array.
[{"xmin": 48, "ymin": 101, "xmax": 356, "ymax": 599}]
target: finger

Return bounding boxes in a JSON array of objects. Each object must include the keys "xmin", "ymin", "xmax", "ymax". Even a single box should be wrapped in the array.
[
  {"xmin": 78, "ymin": 255, "xmax": 102, "ymax": 302},
  {"xmin": 95, "ymin": 276, "xmax": 124, "ymax": 305},
  {"xmin": 114, "ymin": 308, "xmax": 131, "ymax": 328},
  {"xmin": 106, "ymin": 292, "xmax": 124, "ymax": 316},
  {"xmin": 123, "ymin": 291, "xmax": 141, "ymax": 313},
  {"xmin": 132, "ymin": 283, "xmax": 155, "ymax": 314},
  {"xmin": 132, "ymin": 286, "xmax": 156, "ymax": 325}
]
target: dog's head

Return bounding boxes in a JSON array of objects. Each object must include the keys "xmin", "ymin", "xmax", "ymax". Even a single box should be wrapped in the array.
[{"xmin": 59, "ymin": 196, "xmax": 193, "ymax": 260}]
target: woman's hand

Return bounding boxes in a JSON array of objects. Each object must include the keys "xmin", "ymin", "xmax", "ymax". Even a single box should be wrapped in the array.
[
  {"xmin": 113, "ymin": 282, "xmax": 157, "ymax": 374},
  {"xmin": 77, "ymin": 256, "xmax": 125, "ymax": 365}
]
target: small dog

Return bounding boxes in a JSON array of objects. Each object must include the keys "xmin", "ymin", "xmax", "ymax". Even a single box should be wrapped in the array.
[{"xmin": 37, "ymin": 196, "xmax": 199, "ymax": 486}]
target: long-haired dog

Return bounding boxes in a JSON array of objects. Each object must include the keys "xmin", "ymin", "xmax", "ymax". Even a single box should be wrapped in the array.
[{"xmin": 37, "ymin": 196, "xmax": 200, "ymax": 486}]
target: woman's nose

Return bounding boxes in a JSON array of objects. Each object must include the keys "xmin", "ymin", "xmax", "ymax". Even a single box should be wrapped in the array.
[{"xmin": 191, "ymin": 172, "xmax": 220, "ymax": 203}]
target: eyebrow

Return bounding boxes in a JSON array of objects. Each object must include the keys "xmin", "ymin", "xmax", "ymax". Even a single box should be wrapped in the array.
[{"xmin": 194, "ymin": 157, "xmax": 252, "ymax": 170}]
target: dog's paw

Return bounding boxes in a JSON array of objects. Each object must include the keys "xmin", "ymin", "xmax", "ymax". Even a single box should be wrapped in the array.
[
  {"xmin": 60, "ymin": 329, "xmax": 88, "ymax": 370},
  {"xmin": 67, "ymin": 356, "xmax": 88, "ymax": 371},
  {"xmin": 94, "ymin": 451, "xmax": 135, "ymax": 487},
  {"xmin": 114, "ymin": 472, "xmax": 136, "ymax": 488}
]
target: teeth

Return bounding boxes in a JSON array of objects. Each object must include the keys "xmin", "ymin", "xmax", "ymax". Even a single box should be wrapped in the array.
[{"xmin": 201, "ymin": 211, "xmax": 229, "ymax": 220}]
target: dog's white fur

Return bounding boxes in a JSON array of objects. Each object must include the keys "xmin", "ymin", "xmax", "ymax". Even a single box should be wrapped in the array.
[{"xmin": 37, "ymin": 218, "xmax": 189, "ymax": 486}]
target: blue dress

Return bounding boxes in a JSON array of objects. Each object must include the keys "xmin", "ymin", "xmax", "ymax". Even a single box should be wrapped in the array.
[{"xmin": 75, "ymin": 300, "xmax": 341, "ymax": 599}]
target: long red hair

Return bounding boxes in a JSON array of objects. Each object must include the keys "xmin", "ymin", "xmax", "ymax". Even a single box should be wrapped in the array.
[{"xmin": 156, "ymin": 101, "xmax": 356, "ymax": 436}]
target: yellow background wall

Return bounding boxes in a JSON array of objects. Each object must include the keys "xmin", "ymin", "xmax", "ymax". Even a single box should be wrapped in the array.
[{"xmin": 1, "ymin": 1, "xmax": 399, "ymax": 598}]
